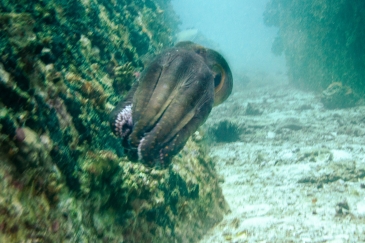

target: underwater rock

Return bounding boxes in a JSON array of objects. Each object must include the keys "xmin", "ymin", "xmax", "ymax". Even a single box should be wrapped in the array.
[
  {"xmin": 321, "ymin": 82, "xmax": 359, "ymax": 109},
  {"xmin": 245, "ymin": 102, "xmax": 263, "ymax": 116},
  {"xmin": 76, "ymin": 139, "xmax": 229, "ymax": 243},
  {"xmin": 175, "ymin": 28, "xmax": 199, "ymax": 43},
  {"xmin": 175, "ymin": 28, "xmax": 221, "ymax": 52},
  {"xmin": 297, "ymin": 157, "xmax": 365, "ymax": 185},
  {"xmin": 0, "ymin": 0, "xmax": 228, "ymax": 242},
  {"xmin": 275, "ymin": 117, "xmax": 305, "ymax": 132},
  {"xmin": 264, "ymin": 1, "xmax": 365, "ymax": 92}
]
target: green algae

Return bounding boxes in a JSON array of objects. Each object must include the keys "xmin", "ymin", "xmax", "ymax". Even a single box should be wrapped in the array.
[
  {"xmin": 0, "ymin": 0, "xmax": 228, "ymax": 242},
  {"xmin": 264, "ymin": 0, "xmax": 365, "ymax": 93}
]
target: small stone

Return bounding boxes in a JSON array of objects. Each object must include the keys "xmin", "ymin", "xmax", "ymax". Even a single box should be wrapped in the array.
[{"xmin": 267, "ymin": 131, "xmax": 276, "ymax": 139}]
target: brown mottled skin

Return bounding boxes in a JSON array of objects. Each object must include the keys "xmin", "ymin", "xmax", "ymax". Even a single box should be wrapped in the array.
[{"xmin": 110, "ymin": 41, "xmax": 233, "ymax": 168}]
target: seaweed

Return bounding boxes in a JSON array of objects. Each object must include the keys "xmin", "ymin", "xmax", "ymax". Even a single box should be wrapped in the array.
[{"xmin": 264, "ymin": 0, "xmax": 365, "ymax": 93}]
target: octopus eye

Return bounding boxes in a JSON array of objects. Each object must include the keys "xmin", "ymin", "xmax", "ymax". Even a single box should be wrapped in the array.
[
  {"xmin": 212, "ymin": 64, "xmax": 224, "ymax": 92},
  {"xmin": 176, "ymin": 42, "xmax": 233, "ymax": 106},
  {"xmin": 208, "ymin": 54, "xmax": 232, "ymax": 106},
  {"xmin": 214, "ymin": 73, "xmax": 222, "ymax": 87}
]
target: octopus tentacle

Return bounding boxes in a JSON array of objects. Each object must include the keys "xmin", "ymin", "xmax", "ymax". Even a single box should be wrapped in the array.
[{"xmin": 109, "ymin": 82, "xmax": 138, "ymax": 150}]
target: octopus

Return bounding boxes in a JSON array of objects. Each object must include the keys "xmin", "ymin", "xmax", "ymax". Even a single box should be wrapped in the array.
[{"xmin": 110, "ymin": 41, "xmax": 233, "ymax": 168}]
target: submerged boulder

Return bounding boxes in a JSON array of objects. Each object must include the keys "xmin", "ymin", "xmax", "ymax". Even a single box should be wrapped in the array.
[{"xmin": 0, "ymin": 0, "xmax": 228, "ymax": 242}]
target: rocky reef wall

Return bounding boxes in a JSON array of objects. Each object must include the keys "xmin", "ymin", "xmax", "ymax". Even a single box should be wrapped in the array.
[
  {"xmin": 264, "ymin": 0, "xmax": 365, "ymax": 93},
  {"xmin": 0, "ymin": 0, "xmax": 228, "ymax": 242}
]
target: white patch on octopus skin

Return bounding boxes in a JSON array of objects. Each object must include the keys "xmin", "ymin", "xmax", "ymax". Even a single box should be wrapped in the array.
[
  {"xmin": 115, "ymin": 104, "xmax": 133, "ymax": 138},
  {"xmin": 137, "ymin": 137, "xmax": 145, "ymax": 161}
]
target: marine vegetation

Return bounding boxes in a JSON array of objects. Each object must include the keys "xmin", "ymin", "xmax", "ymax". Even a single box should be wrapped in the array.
[
  {"xmin": 0, "ymin": 0, "xmax": 229, "ymax": 242},
  {"xmin": 264, "ymin": 0, "xmax": 365, "ymax": 94},
  {"xmin": 208, "ymin": 119, "xmax": 242, "ymax": 143},
  {"xmin": 110, "ymin": 41, "xmax": 233, "ymax": 167}
]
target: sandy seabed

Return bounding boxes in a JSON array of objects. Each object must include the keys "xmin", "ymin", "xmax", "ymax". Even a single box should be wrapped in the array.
[{"xmin": 199, "ymin": 74, "xmax": 365, "ymax": 243}]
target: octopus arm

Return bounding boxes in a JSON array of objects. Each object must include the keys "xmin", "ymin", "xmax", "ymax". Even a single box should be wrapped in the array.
[
  {"xmin": 137, "ymin": 67, "xmax": 214, "ymax": 166},
  {"xmin": 130, "ymin": 48, "xmax": 207, "ymax": 148},
  {"xmin": 109, "ymin": 82, "xmax": 138, "ymax": 137}
]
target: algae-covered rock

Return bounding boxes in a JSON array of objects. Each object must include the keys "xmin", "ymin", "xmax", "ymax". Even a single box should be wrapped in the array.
[
  {"xmin": 320, "ymin": 82, "xmax": 359, "ymax": 109},
  {"xmin": 0, "ymin": 0, "xmax": 228, "ymax": 242},
  {"xmin": 264, "ymin": 0, "xmax": 365, "ymax": 94},
  {"xmin": 76, "ymin": 138, "xmax": 228, "ymax": 243}
]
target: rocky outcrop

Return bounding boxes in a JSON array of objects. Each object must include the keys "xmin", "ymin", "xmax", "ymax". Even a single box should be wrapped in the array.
[
  {"xmin": 0, "ymin": 0, "xmax": 228, "ymax": 242},
  {"xmin": 264, "ymin": 0, "xmax": 365, "ymax": 93}
]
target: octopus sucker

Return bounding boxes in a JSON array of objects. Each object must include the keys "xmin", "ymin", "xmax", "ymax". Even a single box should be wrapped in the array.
[{"xmin": 110, "ymin": 41, "xmax": 233, "ymax": 168}]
